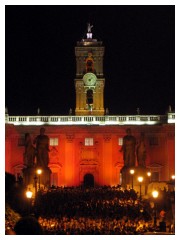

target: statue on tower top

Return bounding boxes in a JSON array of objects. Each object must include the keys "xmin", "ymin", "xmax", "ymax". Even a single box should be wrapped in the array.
[
  {"xmin": 87, "ymin": 23, "xmax": 93, "ymax": 39},
  {"xmin": 87, "ymin": 23, "xmax": 93, "ymax": 33}
]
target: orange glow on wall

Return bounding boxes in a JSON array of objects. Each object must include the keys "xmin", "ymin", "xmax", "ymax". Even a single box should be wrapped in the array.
[{"xmin": 5, "ymin": 124, "xmax": 175, "ymax": 187}]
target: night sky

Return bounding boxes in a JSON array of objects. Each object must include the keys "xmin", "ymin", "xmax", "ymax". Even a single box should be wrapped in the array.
[{"xmin": 5, "ymin": 5, "xmax": 175, "ymax": 116}]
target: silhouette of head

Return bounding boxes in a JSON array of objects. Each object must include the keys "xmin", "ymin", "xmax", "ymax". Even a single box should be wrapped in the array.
[{"xmin": 14, "ymin": 216, "xmax": 43, "ymax": 235}]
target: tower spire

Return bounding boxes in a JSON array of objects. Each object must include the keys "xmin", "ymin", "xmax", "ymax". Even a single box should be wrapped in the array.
[{"xmin": 87, "ymin": 23, "xmax": 93, "ymax": 39}]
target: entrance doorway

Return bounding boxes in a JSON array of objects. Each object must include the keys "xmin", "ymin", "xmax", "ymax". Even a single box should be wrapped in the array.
[{"xmin": 83, "ymin": 173, "xmax": 94, "ymax": 187}]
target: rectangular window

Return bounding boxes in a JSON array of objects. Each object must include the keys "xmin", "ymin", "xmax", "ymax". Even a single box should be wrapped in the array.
[
  {"xmin": 50, "ymin": 138, "xmax": 59, "ymax": 146},
  {"xmin": 85, "ymin": 138, "xmax": 94, "ymax": 146},
  {"xmin": 151, "ymin": 172, "xmax": 159, "ymax": 182},
  {"xmin": 118, "ymin": 138, "xmax": 123, "ymax": 146}
]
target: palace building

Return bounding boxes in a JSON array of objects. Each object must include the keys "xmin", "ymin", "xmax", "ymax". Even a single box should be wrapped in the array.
[{"xmin": 5, "ymin": 25, "xmax": 175, "ymax": 189}]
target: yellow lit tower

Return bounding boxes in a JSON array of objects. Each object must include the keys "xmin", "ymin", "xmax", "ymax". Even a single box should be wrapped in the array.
[{"xmin": 75, "ymin": 23, "xmax": 105, "ymax": 116}]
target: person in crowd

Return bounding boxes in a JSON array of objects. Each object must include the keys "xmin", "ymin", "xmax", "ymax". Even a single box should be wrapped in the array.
[{"xmin": 14, "ymin": 216, "xmax": 43, "ymax": 235}]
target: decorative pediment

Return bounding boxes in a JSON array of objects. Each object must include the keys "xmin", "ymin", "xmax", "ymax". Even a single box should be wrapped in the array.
[
  {"xmin": 13, "ymin": 163, "xmax": 26, "ymax": 169},
  {"xmin": 48, "ymin": 163, "xmax": 62, "ymax": 168},
  {"xmin": 147, "ymin": 162, "xmax": 163, "ymax": 169}
]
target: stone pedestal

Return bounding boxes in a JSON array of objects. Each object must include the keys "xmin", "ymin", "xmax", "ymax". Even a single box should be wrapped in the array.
[
  {"xmin": 22, "ymin": 167, "xmax": 36, "ymax": 187},
  {"xmin": 23, "ymin": 166, "xmax": 51, "ymax": 189},
  {"xmin": 121, "ymin": 166, "xmax": 131, "ymax": 188},
  {"xmin": 39, "ymin": 167, "xmax": 52, "ymax": 188},
  {"xmin": 121, "ymin": 166, "xmax": 150, "ymax": 196}
]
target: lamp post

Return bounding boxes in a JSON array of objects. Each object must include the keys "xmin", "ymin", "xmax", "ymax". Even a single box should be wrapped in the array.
[
  {"xmin": 146, "ymin": 171, "xmax": 152, "ymax": 194},
  {"xmin": 130, "ymin": 169, "xmax": 135, "ymax": 189},
  {"xmin": 171, "ymin": 175, "xmax": 175, "ymax": 192},
  {"xmin": 171, "ymin": 175, "xmax": 175, "ymax": 181},
  {"xmin": 34, "ymin": 174, "xmax": 38, "ymax": 197},
  {"xmin": 147, "ymin": 171, "xmax": 151, "ymax": 182},
  {"xmin": 26, "ymin": 188, "xmax": 33, "ymax": 215},
  {"xmin": 138, "ymin": 176, "xmax": 143, "ymax": 200},
  {"xmin": 37, "ymin": 169, "xmax": 42, "ymax": 190},
  {"xmin": 152, "ymin": 190, "xmax": 159, "ymax": 228}
]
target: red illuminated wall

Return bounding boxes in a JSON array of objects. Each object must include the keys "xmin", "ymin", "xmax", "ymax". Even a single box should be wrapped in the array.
[{"xmin": 5, "ymin": 124, "xmax": 175, "ymax": 186}]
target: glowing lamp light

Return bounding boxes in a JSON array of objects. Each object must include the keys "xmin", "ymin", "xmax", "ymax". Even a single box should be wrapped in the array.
[
  {"xmin": 137, "ymin": 176, "xmax": 143, "ymax": 200},
  {"xmin": 37, "ymin": 169, "xmax": 42, "ymax": 190},
  {"xmin": 152, "ymin": 190, "xmax": 159, "ymax": 227},
  {"xmin": 152, "ymin": 190, "xmax": 159, "ymax": 199},
  {"xmin": 130, "ymin": 169, "xmax": 135, "ymax": 189},
  {"xmin": 37, "ymin": 169, "xmax": 42, "ymax": 175},
  {"xmin": 138, "ymin": 176, "xmax": 143, "ymax": 183},
  {"xmin": 26, "ymin": 189, "xmax": 33, "ymax": 199},
  {"xmin": 171, "ymin": 175, "xmax": 175, "ymax": 180}
]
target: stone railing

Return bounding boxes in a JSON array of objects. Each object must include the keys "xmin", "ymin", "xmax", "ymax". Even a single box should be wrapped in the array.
[{"xmin": 5, "ymin": 113, "xmax": 175, "ymax": 126}]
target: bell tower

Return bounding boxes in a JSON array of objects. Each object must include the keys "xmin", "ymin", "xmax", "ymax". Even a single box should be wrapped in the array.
[{"xmin": 75, "ymin": 23, "xmax": 105, "ymax": 116}]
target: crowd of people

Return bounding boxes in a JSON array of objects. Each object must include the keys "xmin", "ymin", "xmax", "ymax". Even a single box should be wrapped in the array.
[
  {"xmin": 38, "ymin": 216, "xmax": 154, "ymax": 235},
  {"xmin": 5, "ymin": 185, "xmax": 174, "ymax": 235},
  {"xmin": 34, "ymin": 186, "xmax": 141, "ymax": 219}
]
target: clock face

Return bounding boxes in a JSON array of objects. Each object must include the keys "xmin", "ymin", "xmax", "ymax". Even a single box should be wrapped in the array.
[{"xmin": 83, "ymin": 73, "xmax": 97, "ymax": 86}]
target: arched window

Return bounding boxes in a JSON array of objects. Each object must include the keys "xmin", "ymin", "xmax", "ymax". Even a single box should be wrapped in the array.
[
  {"xmin": 85, "ymin": 52, "xmax": 94, "ymax": 73},
  {"xmin": 86, "ymin": 89, "xmax": 93, "ymax": 105},
  {"xmin": 86, "ymin": 59, "xmax": 93, "ymax": 72}
]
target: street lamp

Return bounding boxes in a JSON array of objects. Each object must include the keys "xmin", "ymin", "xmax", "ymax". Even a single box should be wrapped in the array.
[
  {"xmin": 171, "ymin": 175, "xmax": 175, "ymax": 181},
  {"xmin": 147, "ymin": 171, "xmax": 151, "ymax": 182},
  {"xmin": 130, "ymin": 169, "xmax": 135, "ymax": 189},
  {"xmin": 26, "ymin": 188, "xmax": 33, "ymax": 215},
  {"xmin": 152, "ymin": 190, "xmax": 159, "ymax": 228},
  {"xmin": 138, "ymin": 176, "xmax": 143, "ymax": 200},
  {"xmin": 37, "ymin": 169, "xmax": 42, "ymax": 190},
  {"xmin": 26, "ymin": 188, "xmax": 33, "ymax": 199},
  {"xmin": 34, "ymin": 174, "xmax": 38, "ymax": 197}
]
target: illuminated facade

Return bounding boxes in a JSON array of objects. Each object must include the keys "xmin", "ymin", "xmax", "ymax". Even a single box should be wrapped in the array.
[{"xmin": 5, "ymin": 26, "xmax": 175, "ymax": 188}]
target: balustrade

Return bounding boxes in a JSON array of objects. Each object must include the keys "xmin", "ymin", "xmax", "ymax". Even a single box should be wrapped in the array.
[{"xmin": 5, "ymin": 113, "xmax": 174, "ymax": 126}]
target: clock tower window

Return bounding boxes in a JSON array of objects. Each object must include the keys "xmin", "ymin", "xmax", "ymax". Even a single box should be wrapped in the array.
[
  {"xmin": 86, "ymin": 89, "xmax": 93, "ymax": 105},
  {"xmin": 85, "ymin": 52, "xmax": 94, "ymax": 73},
  {"xmin": 86, "ymin": 59, "xmax": 93, "ymax": 72}
]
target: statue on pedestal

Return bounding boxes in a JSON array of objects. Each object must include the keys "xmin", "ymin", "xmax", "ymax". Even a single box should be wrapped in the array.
[
  {"xmin": 33, "ymin": 128, "xmax": 50, "ymax": 168},
  {"xmin": 120, "ymin": 128, "xmax": 136, "ymax": 167},
  {"xmin": 136, "ymin": 133, "xmax": 146, "ymax": 167},
  {"xmin": 24, "ymin": 133, "xmax": 35, "ymax": 167}
]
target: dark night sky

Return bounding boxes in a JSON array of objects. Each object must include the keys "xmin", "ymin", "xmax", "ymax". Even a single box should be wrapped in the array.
[{"xmin": 5, "ymin": 5, "xmax": 175, "ymax": 116}]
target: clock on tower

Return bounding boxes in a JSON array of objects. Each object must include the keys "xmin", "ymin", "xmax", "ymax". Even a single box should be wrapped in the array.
[{"xmin": 83, "ymin": 73, "xmax": 97, "ymax": 86}]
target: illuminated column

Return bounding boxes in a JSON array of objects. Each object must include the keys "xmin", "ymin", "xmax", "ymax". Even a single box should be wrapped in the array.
[{"xmin": 130, "ymin": 169, "xmax": 135, "ymax": 189}]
